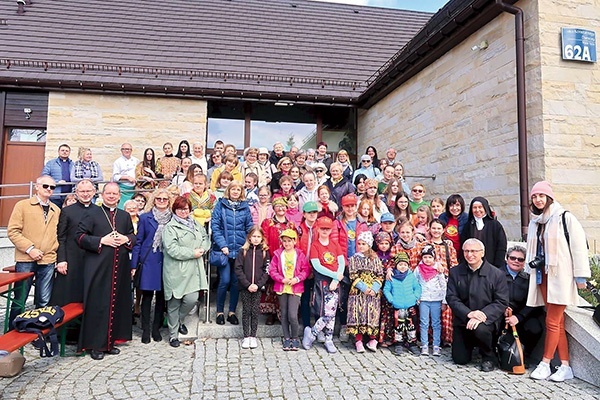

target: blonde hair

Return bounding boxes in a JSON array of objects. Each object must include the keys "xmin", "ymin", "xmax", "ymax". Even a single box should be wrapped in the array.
[
  {"xmin": 241, "ymin": 226, "xmax": 269, "ymax": 251},
  {"xmin": 224, "ymin": 181, "xmax": 246, "ymax": 200},
  {"xmin": 78, "ymin": 147, "xmax": 91, "ymax": 160},
  {"xmin": 145, "ymin": 188, "xmax": 170, "ymax": 213}
]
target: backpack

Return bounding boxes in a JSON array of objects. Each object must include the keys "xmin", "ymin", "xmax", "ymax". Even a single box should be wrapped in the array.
[{"xmin": 13, "ymin": 306, "xmax": 65, "ymax": 357}]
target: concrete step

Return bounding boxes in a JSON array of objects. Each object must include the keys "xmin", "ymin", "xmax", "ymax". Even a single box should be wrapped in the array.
[
  {"xmin": 565, "ymin": 301, "xmax": 600, "ymax": 387},
  {"xmin": 185, "ymin": 289, "xmax": 283, "ymax": 340}
]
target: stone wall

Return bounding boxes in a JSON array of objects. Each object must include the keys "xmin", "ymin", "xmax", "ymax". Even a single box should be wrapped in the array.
[
  {"xmin": 45, "ymin": 92, "xmax": 207, "ymax": 182},
  {"xmin": 358, "ymin": 0, "xmax": 600, "ymax": 248}
]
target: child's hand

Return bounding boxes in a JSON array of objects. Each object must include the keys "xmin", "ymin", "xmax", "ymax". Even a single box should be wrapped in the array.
[
  {"xmin": 282, "ymin": 278, "xmax": 291, "ymax": 285},
  {"xmin": 337, "ymin": 272, "xmax": 344, "ymax": 281},
  {"xmin": 329, "ymin": 281, "xmax": 339, "ymax": 291},
  {"xmin": 248, "ymin": 284, "xmax": 258, "ymax": 293},
  {"xmin": 442, "ymin": 304, "xmax": 448, "ymax": 312},
  {"xmin": 386, "ymin": 269, "xmax": 393, "ymax": 281}
]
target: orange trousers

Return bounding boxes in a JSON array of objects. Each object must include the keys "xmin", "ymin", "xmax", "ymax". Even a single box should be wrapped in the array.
[{"xmin": 539, "ymin": 272, "xmax": 569, "ymax": 361}]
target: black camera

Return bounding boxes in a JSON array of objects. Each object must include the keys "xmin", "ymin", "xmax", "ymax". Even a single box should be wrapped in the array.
[{"xmin": 529, "ymin": 255, "xmax": 545, "ymax": 269}]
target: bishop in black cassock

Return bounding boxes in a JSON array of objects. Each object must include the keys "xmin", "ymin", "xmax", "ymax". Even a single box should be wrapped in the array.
[{"xmin": 76, "ymin": 182, "xmax": 136, "ymax": 359}]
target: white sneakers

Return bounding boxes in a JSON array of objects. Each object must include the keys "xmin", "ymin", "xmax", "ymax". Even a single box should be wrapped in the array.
[
  {"xmin": 549, "ymin": 365, "xmax": 574, "ymax": 382},
  {"xmin": 249, "ymin": 337, "xmax": 258, "ymax": 349},
  {"xmin": 241, "ymin": 337, "xmax": 258, "ymax": 349},
  {"xmin": 241, "ymin": 337, "xmax": 251, "ymax": 349},
  {"xmin": 530, "ymin": 362, "xmax": 574, "ymax": 382}
]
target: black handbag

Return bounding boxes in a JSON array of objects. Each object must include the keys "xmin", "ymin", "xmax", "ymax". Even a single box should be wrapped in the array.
[
  {"xmin": 133, "ymin": 247, "xmax": 152, "ymax": 288},
  {"xmin": 496, "ymin": 316, "xmax": 526, "ymax": 374},
  {"xmin": 580, "ymin": 281, "xmax": 600, "ymax": 328}
]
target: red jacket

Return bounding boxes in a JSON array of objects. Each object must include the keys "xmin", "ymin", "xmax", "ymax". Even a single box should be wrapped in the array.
[
  {"xmin": 332, "ymin": 217, "xmax": 369, "ymax": 259},
  {"xmin": 297, "ymin": 220, "xmax": 318, "ymax": 260},
  {"xmin": 260, "ymin": 217, "xmax": 296, "ymax": 257},
  {"xmin": 269, "ymin": 248, "xmax": 311, "ymax": 295}
]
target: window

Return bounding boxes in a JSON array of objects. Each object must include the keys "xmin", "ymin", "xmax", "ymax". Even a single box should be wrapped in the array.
[
  {"xmin": 250, "ymin": 121, "xmax": 316, "ymax": 150},
  {"xmin": 8, "ymin": 128, "xmax": 46, "ymax": 142}
]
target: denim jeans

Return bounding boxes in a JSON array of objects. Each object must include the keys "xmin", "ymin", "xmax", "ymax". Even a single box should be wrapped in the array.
[
  {"xmin": 419, "ymin": 300, "xmax": 442, "ymax": 347},
  {"xmin": 216, "ymin": 259, "xmax": 239, "ymax": 314},
  {"xmin": 9, "ymin": 261, "xmax": 55, "ymax": 329}
]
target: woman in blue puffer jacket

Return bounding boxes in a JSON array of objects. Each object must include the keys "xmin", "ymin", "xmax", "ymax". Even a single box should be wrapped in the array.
[{"xmin": 211, "ymin": 181, "xmax": 254, "ymax": 325}]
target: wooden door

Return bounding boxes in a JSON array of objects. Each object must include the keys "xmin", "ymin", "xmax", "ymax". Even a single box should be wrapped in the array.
[{"xmin": 0, "ymin": 128, "xmax": 46, "ymax": 226}]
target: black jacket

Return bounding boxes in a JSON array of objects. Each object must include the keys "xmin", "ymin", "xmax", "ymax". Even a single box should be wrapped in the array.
[
  {"xmin": 446, "ymin": 259, "xmax": 509, "ymax": 330},
  {"xmin": 503, "ymin": 266, "xmax": 542, "ymax": 324},
  {"xmin": 234, "ymin": 244, "xmax": 270, "ymax": 290},
  {"xmin": 461, "ymin": 196, "xmax": 507, "ymax": 268}
]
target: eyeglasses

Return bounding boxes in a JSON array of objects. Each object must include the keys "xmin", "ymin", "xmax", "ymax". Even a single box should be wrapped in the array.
[
  {"xmin": 121, "ymin": 148, "xmax": 132, "ymax": 151},
  {"xmin": 176, "ymin": 208, "xmax": 190, "ymax": 212},
  {"xmin": 41, "ymin": 184, "xmax": 56, "ymax": 190},
  {"xmin": 412, "ymin": 189, "xmax": 424, "ymax": 193},
  {"xmin": 281, "ymin": 162, "xmax": 292, "ymax": 166},
  {"xmin": 155, "ymin": 197, "xmax": 169, "ymax": 202},
  {"xmin": 508, "ymin": 255, "xmax": 525, "ymax": 262},
  {"xmin": 463, "ymin": 249, "xmax": 483, "ymax": 254}
]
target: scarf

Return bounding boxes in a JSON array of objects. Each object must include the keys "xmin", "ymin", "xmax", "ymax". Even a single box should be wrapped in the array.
[
  {"xmin": 392, "ymin": 269, "xmax": 409, "ymax": 281},
  {"xmin": 398, "ymin": 237, "xmax": 416, "ymax": 250},
  {"xmin": 339, "ymin": 160, "xmax": 352, "ymax": 174},
  {"xmin": 377, "ymin": 249, "xmax": 392, "ymax": 264},
  {"xmin": 73, "ymin": 160, "xmax": 100, "ymax": 179},
  {"xmin": 152, "ymin": 207, "xmax": 172, "ymax": 252},
  {"xmin": 189, "ymin": 190, "xmax": 214, "ymax": 211},
  {"xmin": 418, "ymin": 261, "xmax": 438, "ymax": 282},
  {"xmin": 228, "ymin": 199, "xmax": 241, "ymax": 209},
  {"xmin": 173, "ymin": 214, "xmax": 195, "ymax": 230},
  {"xmin": 525, "ymin": 201, "xmax": 564, "ymax": 275}
]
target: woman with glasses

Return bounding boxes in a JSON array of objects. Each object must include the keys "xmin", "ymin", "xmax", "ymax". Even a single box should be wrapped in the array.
[
  {"xmin": 270, "ymin": 156, "xmax": 294, "ymax": 194},
  {"xmin": 131, "ymin": 189, "xmax": 172, "ymax": 344},
  {"xmin": 461, "ymin": 196, "xmax": 507, "ymax": 268},
  {"xmin": 162, "ymin": 196, "xmax": 210, "ymax": 347}
]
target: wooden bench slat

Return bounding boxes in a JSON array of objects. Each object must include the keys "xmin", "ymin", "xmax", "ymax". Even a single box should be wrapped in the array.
[{"xmin": 0, "ymin": 303, "xmax": 84, "ymax": 353}]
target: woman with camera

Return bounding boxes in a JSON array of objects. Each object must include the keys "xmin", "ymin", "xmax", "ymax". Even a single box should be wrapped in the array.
[{"xmin": 526, "ymin": 181, "xmax": 591, "ymax": 382}]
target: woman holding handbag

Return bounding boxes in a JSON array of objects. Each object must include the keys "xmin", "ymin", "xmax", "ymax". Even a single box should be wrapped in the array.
[
  {"xmin": 131, "ymin": 188, "xmax": 172, "ymax": 344},
  {"xmin": 526, "ymin": 181, "xmax": 591, "ymax": 382},
  {"xmin": 211, "ymin": 181, "xmax": 254, "ymax": 325}
]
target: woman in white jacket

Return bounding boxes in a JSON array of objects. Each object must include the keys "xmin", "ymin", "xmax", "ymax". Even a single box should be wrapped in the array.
[{"xmin": 526, "ymin": 181, "xmax": 591, "ymax": 382}]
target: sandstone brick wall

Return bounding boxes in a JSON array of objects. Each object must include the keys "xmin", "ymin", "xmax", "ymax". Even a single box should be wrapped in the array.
[
  {"xmin": 358, "ymin": 0, "xmax": 599, "ymax": 250},
  {"xmin": 45, "ymin": 92, "xmax": 207, "ymax": 182}
]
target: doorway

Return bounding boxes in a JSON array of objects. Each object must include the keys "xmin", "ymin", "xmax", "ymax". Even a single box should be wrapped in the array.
[{"xmin": 0, "ymin": 128, "xmax": 46, "ymax": 226}]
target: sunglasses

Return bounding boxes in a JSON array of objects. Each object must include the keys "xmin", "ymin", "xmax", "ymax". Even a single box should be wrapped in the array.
[
  {"xmin": 508, "ymin": 256, "xmax": 525, "ymax": 262},
  {"xmin": 41, "ymin": 184, "xmax": 56, "ymax": 190},
  {"xmin": 412, "ymin": 189, "xmax": 424, "ymax": 193},
  {"xmin": 315, "ymin": 169, "xmax": 324, "ymax": 173}
]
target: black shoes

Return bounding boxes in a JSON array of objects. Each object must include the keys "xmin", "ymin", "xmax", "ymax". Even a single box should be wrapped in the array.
[
  {"xmin": 265, "ymin": 314, "xmax": 275, "ymax": 325},
  {"xmin": 170, "ymin": 338, "xmax": 180, "ymax": 348},
  {"xmin": 227, "ymin": 314, "xmax": 239, "ymax": 325},
  {"xmin": 216, "ymin": 314, "xmax": 225, "ymax": 325},
  {"xmin": 106, "ymin": 347, "xmax": 120, "ymax": 355},
  {"xmin": 152, "ymin": 329, "xmax": 162, "ymax": 342},
  {"xmin": 90, "ymin": 350, "xmax": 104, "ymax": 360},
  {"xmin": 480, "ymin": 360, "xmax": 495, "ymax": 372},
  {"xmin": 179, "ymin": 324, "xmax": 188, "ymax": 335},
  {"xmin": 142, "ymin": 330, "xmax": 151, "ymax": 344}
]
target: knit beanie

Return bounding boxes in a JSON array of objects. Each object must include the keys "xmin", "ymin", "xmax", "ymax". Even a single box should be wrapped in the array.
[
  {"xmin": 357, "ymin": 231, "xmax": 374, "ymax": 247},
  {"xmin": 395, "ymin": 252, "xmax": 410, "ymax": 266},
  {"xmin": 421, "ymin": 244, "xmax": 436, "ymax": 258},
  {"xmin": 530, "ymin": 181, "xmax": 554, "ymax": 200}
]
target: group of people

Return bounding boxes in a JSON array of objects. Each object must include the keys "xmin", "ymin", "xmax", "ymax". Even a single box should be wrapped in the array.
[{"xmin": 6, "ymin": 141, "xmax": 591, "ymax": 382}]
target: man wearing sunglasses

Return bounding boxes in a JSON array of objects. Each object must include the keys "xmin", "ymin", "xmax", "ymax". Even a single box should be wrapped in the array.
[
  {"xmin": 502, "ymin": 245, "xmax": 545, "ymax": 367},
  {"xmin": 7, "ymin": 175, "xmax": 61, "ymax": 328}
]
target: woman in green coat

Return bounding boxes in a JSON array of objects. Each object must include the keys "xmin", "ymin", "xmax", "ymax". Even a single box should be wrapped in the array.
[{"xmin": 162, "ymin": 195, "xmax": 210, "ymax": 347}]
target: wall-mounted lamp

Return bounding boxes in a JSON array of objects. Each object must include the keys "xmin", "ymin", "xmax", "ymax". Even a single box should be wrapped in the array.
[
  {"xmin": 471, "ymin": 40, "xmax": 489, "ymax": 51},
  {"xmin": 274, "ymin": 102, "xmax": 291, "ymax": 106},
  {"xmin": 24, "ymin": 107, "xmax": 32, "ymax": 119}
]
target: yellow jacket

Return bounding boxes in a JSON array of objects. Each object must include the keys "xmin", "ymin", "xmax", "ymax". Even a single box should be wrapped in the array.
[
  {"xmin": 7, "ymin": 196, "xmax": 60, "ymax": 264},
  {"xmin": 210, "ymin": 166, "xmax": 242, "ymax": 191}
]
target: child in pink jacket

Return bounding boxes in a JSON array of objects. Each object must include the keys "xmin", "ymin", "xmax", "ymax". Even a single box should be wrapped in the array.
[{"xmin": 269, "ymin": 229, "xmax": 311, "ymax": 351}]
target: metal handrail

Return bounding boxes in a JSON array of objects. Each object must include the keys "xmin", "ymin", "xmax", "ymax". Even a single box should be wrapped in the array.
[{"xmin": 0, "ymin": 178, "xmax": 173, "ymax": 201}]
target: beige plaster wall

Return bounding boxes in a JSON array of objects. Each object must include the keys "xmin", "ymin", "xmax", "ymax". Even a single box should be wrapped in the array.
[
  {"xmin": 358, "ymin": 0, "xmax": 600, "ymax": 248},
  {"xmin": 537, "ymin": 0, "xmax": 600, "ymax": 250},
  {"xmin": 45, "ymin": 92, "xmax": 207, "ymax": 182}
]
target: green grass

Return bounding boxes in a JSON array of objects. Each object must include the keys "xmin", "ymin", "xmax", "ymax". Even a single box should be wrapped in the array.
[{"xmin": 579, "ymin": 255, "xmax": 600, "ymax": 306}]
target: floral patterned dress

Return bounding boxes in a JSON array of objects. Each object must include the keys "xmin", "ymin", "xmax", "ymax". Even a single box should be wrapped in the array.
[
  {"xmin": 346, "ymin": 254, "xmax": 384, "ymax": 337},
  {"xmin": 156, "ymin": 156, "xmax": 181, "ymax": 188},
  {"xmin": 430, "ymin": 240, "xmax": 458, "ymax": 345}
]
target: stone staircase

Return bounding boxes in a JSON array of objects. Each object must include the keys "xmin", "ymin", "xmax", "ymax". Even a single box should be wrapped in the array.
[{"xmin": 565, "ymin": 301, "xmax": 600, "ymax": 387}]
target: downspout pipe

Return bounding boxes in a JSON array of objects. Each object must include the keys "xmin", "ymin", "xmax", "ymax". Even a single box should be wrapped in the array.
[{"xmin": 496, "ymin": 0, "xmax": 529, "ymax": 240}]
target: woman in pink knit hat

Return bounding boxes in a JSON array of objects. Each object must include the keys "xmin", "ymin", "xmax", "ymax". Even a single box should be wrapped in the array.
[{"xmin": 526, "ymin": 181, "xmax": 591, "ymax": 382}]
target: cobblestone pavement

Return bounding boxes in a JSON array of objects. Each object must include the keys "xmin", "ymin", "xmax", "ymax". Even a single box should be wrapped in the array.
[
  {"xmin": 1, "ymin": 334, "xmax": 599, "ymax": 400},
  {"xmin": 1, "ymin": 294, "xmax": 599, "ymax": 399}
]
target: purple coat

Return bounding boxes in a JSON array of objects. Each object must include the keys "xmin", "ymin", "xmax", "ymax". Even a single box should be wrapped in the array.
[{"xmin": 131, "ymin": 212, "xmax": 167, "ymax": 291}]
